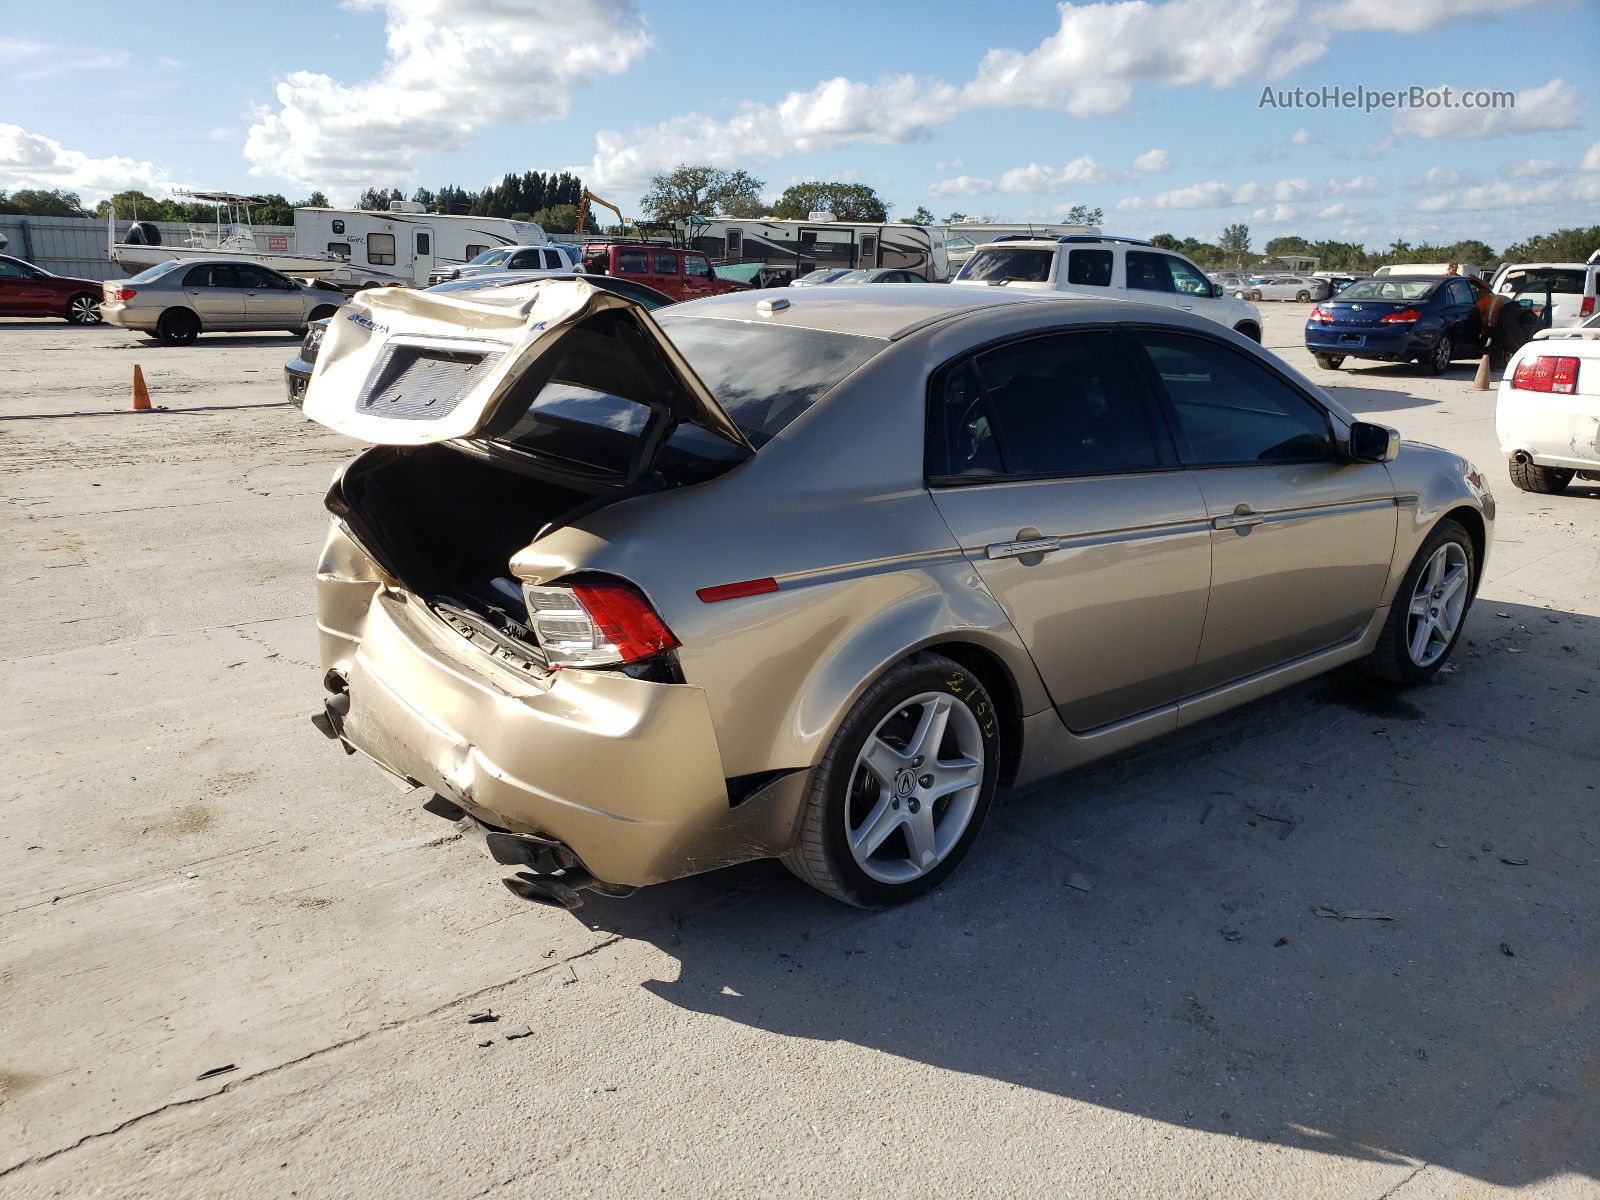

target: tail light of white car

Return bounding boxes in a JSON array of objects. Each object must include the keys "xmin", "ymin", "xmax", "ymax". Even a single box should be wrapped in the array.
[
  {"xmin": 1581, "ymin": 297, "xmax": 1595, "ymax": 318},
  {"xmin": 522, "ymin": 580, "xmax": 680, "ymax": 667},
  {"xmin": 1380, "ymin": 308, "xmax": 1422, "ymax": 324},
  {"xmin": 1510, "ymin": 355, "xmax": 1580, "ymax": 395}
]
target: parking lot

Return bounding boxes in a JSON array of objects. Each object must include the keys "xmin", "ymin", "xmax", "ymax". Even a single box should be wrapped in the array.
[{"xmin": 1, "ymin": 306, "xmax": 1596, "ymax": 1198}]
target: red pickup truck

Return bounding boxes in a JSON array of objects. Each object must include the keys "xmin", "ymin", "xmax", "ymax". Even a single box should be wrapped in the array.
[{"xmin": 581, "ymin": 245, "xmax": 748, "ymax": 302}]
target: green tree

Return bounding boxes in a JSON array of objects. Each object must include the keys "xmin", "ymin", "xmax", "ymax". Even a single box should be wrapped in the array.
[
  {"xmin": 1263, "ymin": 235, "xmax": 1311, "ymax": 257},
  {"xmin": 1063, "ymin": 204, "xmax": 1103, "ymax": 227},
  {"xmin": 900, "ymin": 206, "xmax": 936, "ymax": 225},
  {"xmin": 1500, "ymin": 226, "xmax": 1600, "ymax": 263},
  {"xmin": 771, "ymin": 181, "xmax": 888, "ymax": 222},
  {"xmin": 640, "ymin": 165, "xmax": 766, "ymax": 224},
  {"xmin": 1219, "ymin": 222, "xmax": 1251, "ymax": 263},
  {"xmin": 529, "ymin": 203, "xmax": 580, "ymax": 234},
  {"xmin": 0, "ymin": 188, "xmax": 92, "ymax": 217},
  {"xmin": 944, "ymin": 211, "xmax": 968, "ymax": 223},
  {"xmin": 1149, "ymin": 233, "xmax": 1181, "ymax": 250}
]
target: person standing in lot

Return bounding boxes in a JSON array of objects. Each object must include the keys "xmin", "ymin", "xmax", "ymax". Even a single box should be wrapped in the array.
[{"xmin": 1469, "ymin": 275, "xmax": 1528, "ymax": 369}]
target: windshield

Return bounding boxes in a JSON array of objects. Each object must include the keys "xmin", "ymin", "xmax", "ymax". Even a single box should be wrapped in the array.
[
  {"xmin": 1336, "ymin": 279, "xmax": 1436, "ymax": 302},
  {"xmin": 657, "ymin": 314, "xmax": 884, "ymax": 447},
  {"xmin": 466, "ymin": 248, "xmax": 511, "ymax": 266},
  {"xmin": 830, "ymin": 270, "xmax": 873, "ymax": 283},
  {"xmin": 1499, "ymin": 268, "xmax": 1585, "ymax": 295},
  {"xmin": 956, "ymin": 247, "xmax": 1053, "ymax": 283},
  {"xmin": 126, "ymin": 260, "xmax": 184, "ymax": 284}
]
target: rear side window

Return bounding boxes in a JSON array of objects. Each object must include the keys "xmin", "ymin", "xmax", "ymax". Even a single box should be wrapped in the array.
[
  {"xmin": 1500, "ymin": 268, "xmax": 1585, "ymax": 295},
  {"xmin": 1125, "ymin": 251, "xmax": 1174, "ymax": 293},
  {"xmin": 1134, "ymin": 329, "xmax": 1334, "ymax": 466},
  {"xmin": 615, "ymin": 250, "xmax": 648, "ymax": 275},
  {"xmin": 930, "ymin": 330, "xmax": 1165, "ymax": 480},
  {"xmin": 1066, "ymin": 249, "xmax": 1113, "ymax": 287},
  {"xmin": 127, "ymin": 260, "xmax": 184, "ymax": 284},
  {"xmin": 652, "ymin": 252, "xmax": 680, "ymax": 275},
  {"xmin": 957, "ymin": 247, "xmax": 1054, "ymax": 283}
]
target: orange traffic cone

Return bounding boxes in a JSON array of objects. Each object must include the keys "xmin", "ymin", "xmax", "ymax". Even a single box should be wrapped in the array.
[
  {"xmin": 1471, "ymin": 353, "xmax": 1492, "ymax": 391},
  {"xmin": 131, "ymin": 364, "xmax": 152, "ymax": 411}
]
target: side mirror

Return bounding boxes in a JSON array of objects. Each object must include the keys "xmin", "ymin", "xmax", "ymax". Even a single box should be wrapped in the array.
[
  {"xmin": 1349, "ymin": 421, "xmax": 1400, "ymax": 463},
  {"xmin": 1212, "ymin": 282, "xmax": 1225, "ymax": 298}
]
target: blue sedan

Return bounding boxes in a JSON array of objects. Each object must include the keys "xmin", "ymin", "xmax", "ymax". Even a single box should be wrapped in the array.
[{"xmin": 1305, "ymin": 275, "xmax": 1482, "ymax": 375}]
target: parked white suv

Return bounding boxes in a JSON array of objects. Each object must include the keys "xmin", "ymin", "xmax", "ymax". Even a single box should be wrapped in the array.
[
  {"xmin": 952, "ymin": 235, "xmax": 1263, "ymax": 340},
  {"xmin": 1490, "ymin": 261, "xmax": 1599, "ymax": 330},
  {"xmin": 1496, "ymin": 321, "xmax": 1600, "ymax": 495}
]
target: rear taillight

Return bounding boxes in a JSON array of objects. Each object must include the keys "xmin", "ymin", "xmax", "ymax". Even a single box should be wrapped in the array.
[
  {"xmin": 1582, "ymin": 296, "xmax": 1596, "ymax": 317},
  {"xmin": 1511, "ymin": 355, "xmax": 1580, "ymax": 394},
  {"xmin": 1380, "ymin": 308, "xmax": 1421, "ymax": 324},
  {"xmin": 104, "ymin": 284, "xmax": 136, "ymax": 302},
  {"xmin": 1308, "ymin": 305, "xmax": 1332, "ymax": 323},
  {"xmin": 522, "ymin": 580, "xmax": 679, "ymax": 667}
]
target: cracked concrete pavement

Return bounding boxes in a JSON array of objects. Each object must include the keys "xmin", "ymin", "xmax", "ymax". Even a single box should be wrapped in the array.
[{"xmin": 1, "ymin": 309, "xmax": 1596, "ymax": 1198}]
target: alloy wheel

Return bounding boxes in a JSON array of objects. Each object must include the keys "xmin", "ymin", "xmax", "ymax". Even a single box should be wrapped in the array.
[
  {"xmin": 69, "ymin": 295, "xmax": 101, "ymax": 325},
  {"xmin": 1406, "ymin": 542, "xmax": 1469, "ymax": 667},
  {"xmin": 844, "ymin": 692, "xmax": 984, "ymax": 885}
]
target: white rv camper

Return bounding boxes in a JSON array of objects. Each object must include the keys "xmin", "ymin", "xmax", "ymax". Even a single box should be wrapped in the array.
[
  {"xmin": 688, "ymin": 217, "xmax": 951, "ymax": 283},
  {"xmin": 292, "ymin": 202, "xmax": 549, "ymax": 288}
]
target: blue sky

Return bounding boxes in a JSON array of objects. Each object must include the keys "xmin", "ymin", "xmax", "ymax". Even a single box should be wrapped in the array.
[{"xmin": 2, "ymin": 0, "xmax": 1596, "ymax": 251}]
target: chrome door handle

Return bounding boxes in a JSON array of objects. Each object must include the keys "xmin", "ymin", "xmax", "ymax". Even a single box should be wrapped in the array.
[
  {"xmin": 1181, "ymin": 305, "xmax": 1195, "ymax": 311},
  {"xmin": 986, "ymin": 536, "xmax": 1060, "ymax": 560},
  {"xmin": 1213, "ymin": 513, "xmax": 1264, "ymax": 530}
]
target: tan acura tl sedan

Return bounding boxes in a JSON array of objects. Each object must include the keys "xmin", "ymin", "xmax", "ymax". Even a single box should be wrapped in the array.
[{"xmin": 305, "ymin": 281, "xmax": 1493, "ymax": 908}]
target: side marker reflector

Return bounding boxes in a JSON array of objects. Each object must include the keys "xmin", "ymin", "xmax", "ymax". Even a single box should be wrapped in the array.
[{"xmin": 697, "ymin": 578, "xmax": 779, "ymax": 603}]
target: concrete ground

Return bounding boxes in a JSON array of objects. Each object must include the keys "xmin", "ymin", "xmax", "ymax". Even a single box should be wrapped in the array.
[{"xmin": 1, "ymin": 305, "xmax": 1596, "ymax": 1200}]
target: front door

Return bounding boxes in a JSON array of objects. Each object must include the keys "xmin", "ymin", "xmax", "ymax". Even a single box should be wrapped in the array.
[
  {"xmin": 650, "ymin": 249, "xmax": 684, "ymax": 300},
  {"xmin": 680, "ymin": 253, "xmax": 716, "ymax": 300},
  {"xmin": 233, "ymin": 263, "xmax": 306, "ymax": 325},
  {"xmin": 927, "ymin": 328, "xmax": 1212, "ymax": 730},
  {"xmin": 1130, "ymin": 326, "xmax": 1397, "ymax": 690},
  {"xmin": 181, "ymin": 263, "xmax": 246, "ymax": 329}
]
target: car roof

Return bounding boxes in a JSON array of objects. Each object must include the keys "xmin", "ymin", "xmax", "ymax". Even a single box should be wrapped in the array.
[{"xmin": 668, "ymin": 282, "xmax": 1183, "ymax": 340}]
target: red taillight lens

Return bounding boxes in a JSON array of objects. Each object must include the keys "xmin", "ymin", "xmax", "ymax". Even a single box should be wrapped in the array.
[
  {"xmin": 1582, "ymin": 296, "xmax": 1595, "ymax": 317},
  {"xmin": 521, "ymin": 580, "xmax": 677, "ymax": 667},
  {"xmin": 696, "ymin": 578, "xmax": 778, "ymax": 603},
  {"xmin": 103, "ymin": 285, "xmax": 136, "ymax": 301},
  {"xmin": 1380, "ymin": 308, "xmax": 1421, "ymax": 324},
  {"xmin": 1308, "ymin": 305, "xmax": 1332, "ymax": 323},
  {"xmin": 1511, "ymin": 355, "xmax": 1580, "ymax": 394}
]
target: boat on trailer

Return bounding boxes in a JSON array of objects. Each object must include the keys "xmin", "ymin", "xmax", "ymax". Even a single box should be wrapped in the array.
[{"xmin": 107, "ymin": 191, "xmax": 345, "ymax": 278}]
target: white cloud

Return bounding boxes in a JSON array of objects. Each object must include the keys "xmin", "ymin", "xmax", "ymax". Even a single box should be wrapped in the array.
[
  {"xmin": 1289, "ymin": 128, "xmax": 1317, "ymax": 146},
  {"xmin": 1129, "ymin": 148, "xmax": 1174, "ymax": 173},
  {"xmin": 586, "ymin": 0, "xmax": 1539, "ymax": 194},
  {"xmin": 1578, "ymin": 141, "xmax": 1600, "ymax": 173},
  {"xmin": 246, "ymin": 0, "xmax": 651, "ymax": 201},
  {"xmin": 1316, "ymin": 202, "xmax": 1350, "ymax": 219},
  {"xmin": 0, "ymin": 123, "xmax": 177, "ymax": 200},
  {"xmin": 934, "ymin": 157, "xmax": 964, "ymax": 171},
  {"xmin": 1120, "ymin": 173, "xmax": 1388, "ymax": 211},
  {"xmin": 1392, "ymin": 78, "xmax": 1585, "ymax": 141},
  {"xmin": 1117, "ymin": 180, "xmax": 1237, "ymax": 212},
  {"xmin": 1416, "ymin": 176, "xmax": 1600, "ymax": 213},
  {"xmin": 928, "ymin": 174, "xmax": 998, "ymax": 198},
  {"xmin": 997, "ymin": 156, "xmax": 1107, "ymax": 192},
  {"xmin": 1505, "ymin": 158, "xmax": 1564, "ymax": 179}
]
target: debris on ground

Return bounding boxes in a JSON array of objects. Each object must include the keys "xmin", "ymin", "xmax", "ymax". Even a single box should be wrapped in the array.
[
  {"xmin": 467, "ymin": 1010, "xmax": 497, "ymax": 1024},
  {"xmin": 1311, "ymin": 906, "xmax": 1395, "ymax": 922},
  {"xmin": 196, "ymin": 1064, "xmax": 237, "ymax": 1081},
  {"xmin": 502, "ymin": 1025, "xmax": 532, "ymax": 1040},
  {"xmin": 1221, "ymin": 929, "xmax": 1242, "ymax": 942},
  {"xmin": 1440, "ymin": 663, "xmax": 1459, "ymax": 674},
  {"xmin": 1432, "ymin": 840, "xmax": 1449, "ymax": 849},
  {"xmin": 478, "ymin": 1039, "xmax": 493, "ymax": 1048},
  {"xmin": 1500, "ymin": 856, "xmax": 1529, "ymax": 866},
  {"xmin": 1275, "ymin": 937, "xmax": 1289, "ymax": 947},
  {"xmin": 562, "ymin": 962, "xmax": 578, "ymax": 985},
  {"xmin": 1500, "ymin": 943, "xmax": 1516, "ymax": 957},
  {"xmin": 1065, "ymin": 873, "xmax": 1092, "ymax": 893}
]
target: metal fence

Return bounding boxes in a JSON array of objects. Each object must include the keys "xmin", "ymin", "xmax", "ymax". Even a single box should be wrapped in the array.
[{"xmin": 0, "ymin": 215, "xmax": 296, "ymax": 280}]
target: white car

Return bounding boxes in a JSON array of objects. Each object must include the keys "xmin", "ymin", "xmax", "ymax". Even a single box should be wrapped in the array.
[
  {"xmin": 1237, "ymin": 274, "xmax": 1331, "ymax": 302},
  {"xmin": 1490, "ymin": 261, "xmax": 1599, "ymax": 330},
  {"xmin": 953, "ymin": 235, "xmax": 1263, "ymax": 340},
  {"xmin": 428, "ymin": 244, "xmax": 582, "ymax": 287},
  {"xmin": 1496, "ymin": 320, "xmax": 1600, "ymax": 494}
]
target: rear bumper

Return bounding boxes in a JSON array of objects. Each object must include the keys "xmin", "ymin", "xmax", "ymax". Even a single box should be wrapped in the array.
[
  {"xmin": 285, "ymin": 361, "xmax": 310, "ymax": 404},
  {"xmin": 100, "ymin": 303, "xmax": 158, "ymax": 333},
  {"xmin": 1496, "ymin": 386, "xmax": 1600, "ymax": 470},
  {"xmin": 1305, "ymin": 325, "xmax": 1422, "ymax": 359},
  {"xmin": 315, "ymin": 525, "xmax": 798, "ymax": 887}
]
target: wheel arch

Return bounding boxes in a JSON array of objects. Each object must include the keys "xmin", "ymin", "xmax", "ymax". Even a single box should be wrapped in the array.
[
  {"xmin": 1443, "ymin": 504, "xmax": 1487, "ymax": 589},
  {"xmin": 915, "ymin": 639, "xmax": 1026, "ymax": 787},
  {"xmin": 1234, "ymin": 320, "xmax": 1261, "ymax": 342}
]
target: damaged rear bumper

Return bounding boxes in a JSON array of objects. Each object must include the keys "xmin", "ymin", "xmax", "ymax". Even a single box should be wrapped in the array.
[{"xmin": 315, "ymin": 525, "xmax": 800, "ymax": 889}]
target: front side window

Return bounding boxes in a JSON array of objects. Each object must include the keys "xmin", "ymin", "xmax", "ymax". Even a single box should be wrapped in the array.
[
  {"xmin": 1125, "ymin": 251, "xmax": 1175, "ymax": 293},
  {"xmin": 684, "ymin": 255, "xmax": 710, "ymax": 277},
  {"xmin": 0, "ymin": 258, "xmax": 34, "ymax": 279},
  {"xmin": 1135, "ymin": 329, "xmax": 1334, "ymax": 466},
  {"xmin": 956, "ymin": 247, "xmax": 1053, "ymax": 283},
  {"xmin": 507, "ymin": 250, "xmax": 541, "ymax": 269},
  {"xmin": 1166, "ymin": 256, "xmax": 1212, "ymax": 296},
  {"xmin": 235, "ymin": 263, "xmax": 295, "ymax": 290},
  {"xmin": 1066, "ymin": 249, "xmax": 1113, "ymax": 287},
  {"xmin": 367, "ymin": 233, "xmax": 397, "ymax": 265}
]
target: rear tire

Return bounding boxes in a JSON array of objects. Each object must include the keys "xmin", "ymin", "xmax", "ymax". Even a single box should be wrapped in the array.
[
  {"xmin": 1248, "ymin": 289, "xmax": 1262, "ymax": 302},
  {"xmin": 156, "ymin": 309, "xmax": 200, "ymax": 346},
  {"xmin": 1296, "ymin": 290, "xmax": 1310, "ymax": 301},
  {"xmin": 1314, "ymin": 353, "xmax": 1345, "ymax": 370},
  {"xmin": 1508, "ymin": 459, "xmax": 1574, "ymax": 494},
  {"xmin": 1359, "ymin": 519, "xmax": 1475, "ymax": 686},
  {"xmin": 782, "ymin": 653, "xmax": 1000, "ymax": 907},
  {"xmin": 65, "ymin": 293, "xmax": 102, "ymax": 325},
  {"xmin": 1421, "ymin": 332, "xmax": 1452, "ymax": 375}
]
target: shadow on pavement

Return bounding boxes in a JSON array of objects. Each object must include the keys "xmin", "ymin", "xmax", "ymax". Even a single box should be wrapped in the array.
[{"xmin": 578, "ymin": 599, "xmax": 1599, "ymax": 1188}]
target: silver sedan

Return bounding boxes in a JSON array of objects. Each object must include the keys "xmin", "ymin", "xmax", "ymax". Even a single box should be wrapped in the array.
[
  {"xmin": 1236, "ymin": 274, "xmax": 1332, "ymax": 302},
  {"xmin": 101, "ymin": 257, "xmax": 344, "ymax": 345},
  {"xmin": 304, "ymin": 281, "xmax": 1493, "ymax": 907}
]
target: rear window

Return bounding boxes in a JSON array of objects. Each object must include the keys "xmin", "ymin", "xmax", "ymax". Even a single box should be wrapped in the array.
[
  {"xmin": 127, "ymin": 260, "xmax": 183, "ymax": 284},
  {"xmin": 656, "ymin": 315, "xmax": 884, "ymax": 447},
  {"xmin": 956, "ymin": 247, "xmax": 1053, "ymax": 283},
  {"xmin": 1499, "ymin": 268, "xmax": 1585, "ymax": 295},
  {"xmin": 1337, "ymin": 279, "xmax": 1436, "ymax": 302}
]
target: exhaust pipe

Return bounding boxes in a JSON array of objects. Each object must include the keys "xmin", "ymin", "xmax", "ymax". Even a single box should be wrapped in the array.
[{"xmin": 1512, "ymin": 450, "xmax": 1532, "ymax": 465}]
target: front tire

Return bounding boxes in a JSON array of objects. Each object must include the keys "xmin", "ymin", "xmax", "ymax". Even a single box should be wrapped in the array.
[
  {"xmin": 1508, "ymin": 458, "xmax": 1574, "ymax": 494},
  {"xmin": 1314, "ymin": 353, "xmax": 1345, "ymax": 370},
  {"xmin": 66, "ymin": 293, "xmax": 102, "ymax": 325},
  {"xmin": 1359, "ymin": 519, "xmax": 1475, "ymax": 685},
  {"xmin": 1248, "ymin": 289, "xmax": 1262, "ymax": 302},
  {"xmin": 1296, "ymin": 290, "xmax": 1310, "ymax": 301},
  {"xmin": 156, "ymin": 309, "xmax": 200, "ymax": 346},
  {"xmin": 782, "ymin": 653, "xmax": 1000, "ymax": 907}
]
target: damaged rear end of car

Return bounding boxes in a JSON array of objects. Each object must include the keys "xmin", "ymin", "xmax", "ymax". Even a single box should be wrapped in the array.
[{"xmin": 307, "ymin": 281, "xmax": 792, "ymax": 905}]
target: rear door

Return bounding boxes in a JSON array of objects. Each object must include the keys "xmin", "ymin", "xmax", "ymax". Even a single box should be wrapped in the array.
[
  {"xmin": 651, "ymin": 250, "xmax": 684, "ymax": 300},
  {"xmin": 1130, "ymin": 326, "xmax": 1396, "ymax": 690},
  {"xmin": 182, "ymin": 263, "xmax": 245, "ymax": 328},
  {"xmin": 1438, "ymin": 278, "xmax": 1481, "ymax": 350},
  {"xmin": 927, "ymin": 327, "xmax": 1212, "ymax": 730}
]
